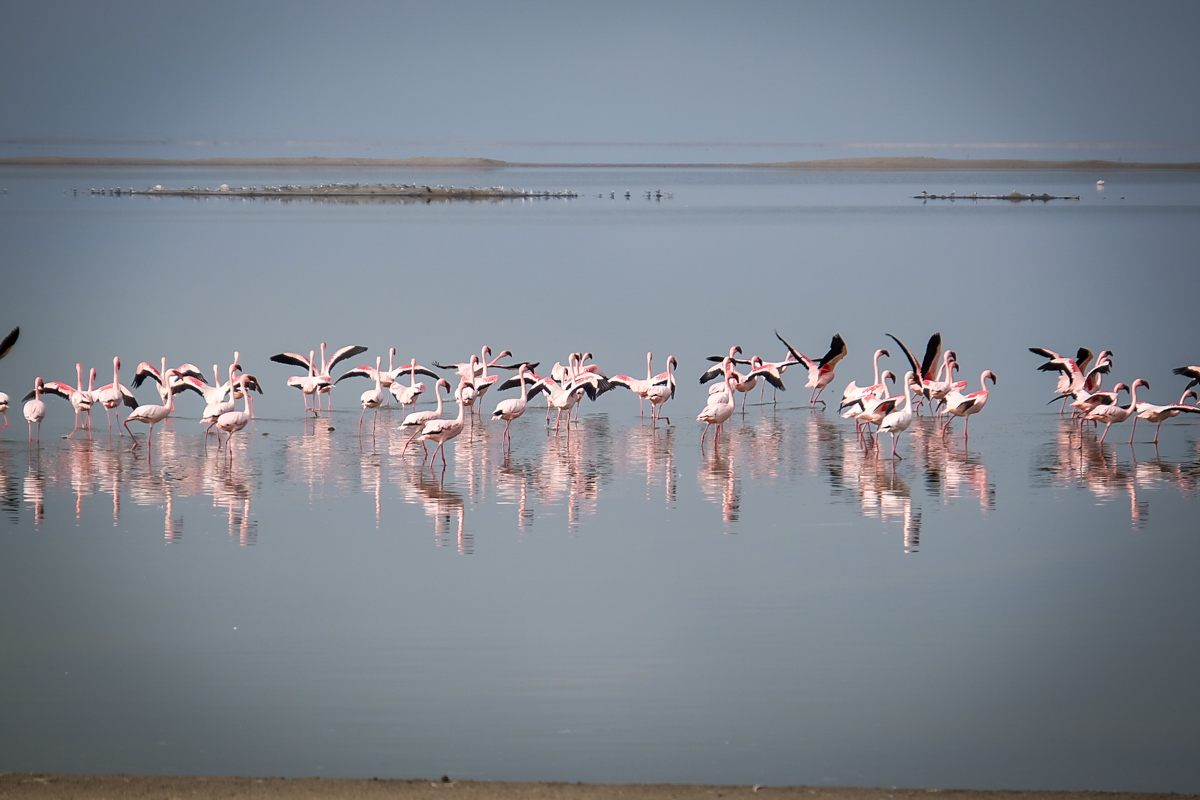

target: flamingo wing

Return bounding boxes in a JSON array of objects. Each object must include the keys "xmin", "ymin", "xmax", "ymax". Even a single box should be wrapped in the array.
[
  {"xmin": 0, "ymin": 326, "xmax": 17, "ymax": 361},
  {"xmin": 885, "ymin": 333, "xmax": 924, "ymax": 384},
  {"xmin": 325, "ymin": 345, "xmax": 369, "ymax": 372},
  {"xmin": 774, "ymin": 330, "xmax": 814, "ymax": 369},
  {"xmin": 1173, "ymin": 366, "xmax": 1200, "ymax": 389},
  {"xmin": 270, "ymin": 352, "xmax": 315, "ymax": 372},
  {"xmin": 919, "ymin": 333, "xmax": 942, "ymax": 382},
  {"xmin": 335, "ymin": 366, "xmax": 377, "ymax": 384}
]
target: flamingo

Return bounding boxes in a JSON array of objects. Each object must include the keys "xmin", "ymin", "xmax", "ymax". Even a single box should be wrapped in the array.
[
  {"xmin": 357, "ymin": 356, "xmax": 386, "ymax": 435},
  {"xmin": 271, "ymin": 349, "xmax": 324, "ymax": 415},
  {"xmin": 840, "ymin": 370, "xmax": 899, "ymax": 444},
  {"xmin": 699, "ymin": 346, "xmax": 746, "ymax": 384},
  {"xmin": 123, "ymin": 358, "xmax": 178, "ymax": 450},
  {"xmin": 519, "ymin": 369, "xmax": 586, "ymax": 432},
  {"xmin": 646, "ymin": 355, "xmax": 677, "ymax": 425},
  {"xmin": 491, "ymin": 364, "xmax": 533, "ymax": 440},
  {"xmin": 389, "ymin": 358, "xmax": 440, "ymax": 410},
  {"xmin": 23, "ymin": 377, "xmax": 46, "ymax": 443},
  {"xmin": 1133, "ymin": 389, "xmax": 1200, "ymax": 444},
  {"xmin": 774, "ymin": 330, "xmax": 848, "ymax": 406},
  {"xmin": 400, "ymin": 378, "xmax": 452, "ymax": 454},
  {"xmin": 941, "ymin": 370, "xmax": 997, "ymax": 438},
  {"xmin": 697, "ymin": 360, "xmax": 738, "ymax": 446},
  {"xmin": 215, "ymin": 378, "xmax": 253, "ymax": 455},
  {"xmin": 879, "ymin": 371, "xmax": 919, "ymax": 459},
  {"xmin": 1084, "ymin": 378, "xmax": 1147, "ymax": 445},
  {"xmin": 840, "ymin": 348, "xmax": 891, "ymax": 409},
  {"xmin": 1031, "ymin": 346, "xmax": 1094, "ymax": 412},
  {"xmin": 419, "ymin": 389, "xmax": 467, "ymax": 466},
  {"xmin": 0, "ymin": 326, "xmax": 18, "ymax": 432},
  {"xmin": 63, "ymin": 364, "xmax": 97, "ymax": 437},
  {"xmin": 200, "ymin": 363, "xmax": 244, "ymax": 436},
  {"xmin": 92, "ymin": 356, "xmax": 138, "ymax": 434},
  {"xmin": 608, "ymin": 352, "xmax": 656, "ymax": 417},
  {"xmin": 316, "ymin": 342, "xmax": 369, "ymax": 413}
]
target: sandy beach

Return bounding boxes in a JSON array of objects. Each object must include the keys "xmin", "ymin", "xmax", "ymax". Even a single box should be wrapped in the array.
[
  {"xmin": 2, "ymin": 156, "xmax": 1199, "ymax": 170},
  {"xmin": 2, "ymin": 775, "xmax": 1195, "ymax": 800}
]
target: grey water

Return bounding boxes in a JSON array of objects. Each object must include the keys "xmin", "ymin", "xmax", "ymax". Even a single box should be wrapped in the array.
[{"xmin": 2, "ymin": 164, "xmax": 1200, "ymax": 792}]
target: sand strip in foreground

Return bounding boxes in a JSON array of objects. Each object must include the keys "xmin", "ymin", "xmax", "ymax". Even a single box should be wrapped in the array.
[{"xmin": 1, "ymin": 774, "xmax": 1195, "ymax": 800}]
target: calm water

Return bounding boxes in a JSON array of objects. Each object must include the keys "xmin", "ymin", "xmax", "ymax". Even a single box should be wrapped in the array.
[{"xmin": 2, "ymin": 165, "xmax": 1200, "ymax": 791}]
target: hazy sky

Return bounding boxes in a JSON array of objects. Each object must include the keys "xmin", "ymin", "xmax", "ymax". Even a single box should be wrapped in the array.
[{"xmin": 3, "ymin": 0, "xmax": 1199, "ymax": 152}]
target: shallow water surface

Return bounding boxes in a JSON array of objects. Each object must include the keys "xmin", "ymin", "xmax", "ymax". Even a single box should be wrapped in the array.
[{"xmin": 1, "ymin": 166, "xmax": 1199, "ymax": 791}]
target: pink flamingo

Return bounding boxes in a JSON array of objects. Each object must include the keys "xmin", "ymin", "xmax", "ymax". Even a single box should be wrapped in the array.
[
  {"xmin": 23, "ymin": 377, "xmax": 46, "ymax": 443},
  {"xmin": 942, "ymin": 370, "xmax": 997, "ymax": 438},
  {"xmin": 123, "ymin": 358, "xmax": 178, "ymax": 450},
  {"xmin": 400, "ymin": 379, "xmax": 452, "ymax": 454},
  {"xmin": 93, "ymin": 357, "xmax": 138, "ymax": 434}
]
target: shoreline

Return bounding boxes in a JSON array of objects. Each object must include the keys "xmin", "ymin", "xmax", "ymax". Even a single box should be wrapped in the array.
[
  {"xmin": 1, "ymin": 775, "xmax": 1195, "ymax": 800},
  {"xmin": 2, "ymin": 155, "xmax": 1200, "ymax": 170}
]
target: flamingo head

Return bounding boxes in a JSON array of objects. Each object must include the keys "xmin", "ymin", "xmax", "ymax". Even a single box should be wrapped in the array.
[
  {"xmin": 983, "ymin": 370, "xmax": 998, "ymax": 386},
  {"xmin": 1184, "ymin": 389, "xmax": 1199, "ymax": 405},
  {"xmin": 881, "ymin": 370, "xmax": 897, "ymax": 385},
  {"xmin": 667, "ymin": 355, "xmax": 677, "ymax": 370},
  {"xmin": 876, "ymin": 349, "xmax": 890, "ymax": 359},
  {"xmin": 1132, "ymin": 378, "xmax": 1150, "ymax": 391}
]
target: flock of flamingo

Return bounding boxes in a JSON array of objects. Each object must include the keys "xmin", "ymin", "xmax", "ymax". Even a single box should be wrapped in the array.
[{"xmin": 2, "ymin": 323, "xmax": 1198, "ymax": 464}]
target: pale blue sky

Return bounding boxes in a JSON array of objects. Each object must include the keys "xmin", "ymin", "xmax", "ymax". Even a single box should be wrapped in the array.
[{"xmin": 2, "ymin": 0, "xmax": 1199, "ymax": 157}]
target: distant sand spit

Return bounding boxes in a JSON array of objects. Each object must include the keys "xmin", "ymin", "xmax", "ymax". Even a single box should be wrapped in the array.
[
  {"xmin": 3, "ymin": 156, "xmax": 1199, "ymax": 170},
  {"xmin": 1, "ymin": 775, "xmax": 1195, "ymax": 800}
]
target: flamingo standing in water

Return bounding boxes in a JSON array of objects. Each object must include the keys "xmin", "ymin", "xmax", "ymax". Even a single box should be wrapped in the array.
[
  {"xmin": 840, "ymin": 348, "xmax": 890, "ymax": 409},
  {"xmin": 491, "ymin": 364, "xmax": 533, "ymax": 441},
  {"xmin": 357, "ymin": 356, "xmax": 386, "ymax": 435},
  {"xmin": 941, "ymin": 370, "xmax": 997, "ymax": 438},
  {"xmin": 419, "ymin": 389, "xmax": 467, "ymax": 467},
  {"xmin": 389, "ymin": 358, "xmax": 440, "ymax": 411},
  {"xmin": 316, "ymin": 342, "xmax": 369, "ymax": 413},
  {"xmin": 879, "ymin": 371, "xmax": 919, "ymax": 459},
  {"xmin": 697, "ymin": 360, "xmax": 738, "ymax": 446},
  {"xmin": 608, "ymin": 352, "xmax": 656, "ymax": 417},
  {"xmin": 400, "ymin": 379, "xmax": 451, "ymax": 454},
  {"xmin": 646, "ymin": 355, "xmax": 677, "ymax": 425},
  {"xmin": 0, "ymin": 326, "xmax": 18, "ymax": 432},
  {"xmin": 1133, "ymin": 389, "xmax": 1200, "ymax": 444},
  {"xmin": 123, "ymin": 358, "xmax": 178, "ymax": 450},
  {"xmin": 1084, "ymin": 378, "xmax": 1147, "ymax": 445},
  {"xmin": 215, "ymin": 378, "xmax": 253, "ymax": 456},
  {"xmin": 272, "ymin": 350, "xmax": 324, "ymax": 415},
  {"xmin": 23, "ymin": 377, "xmax": 46, "ymax": 443},
  {"xmin": 93, "ymin": 356, "xmax": 138, "ymax": 434}
]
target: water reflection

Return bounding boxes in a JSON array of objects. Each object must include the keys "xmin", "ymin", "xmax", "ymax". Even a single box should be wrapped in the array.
[
  {"xmin": 5, "ymin": 403, "xmax": 1198, "ymax": 549},
  {"xmin": 1034, "ymin": 417, "xmax": 1200, "ymax": 529}
]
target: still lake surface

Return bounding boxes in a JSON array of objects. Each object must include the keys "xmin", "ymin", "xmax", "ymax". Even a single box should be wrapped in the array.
[{"xmin": 2, "ymin": 164, "xmax": 1200, "ymax": 791}]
